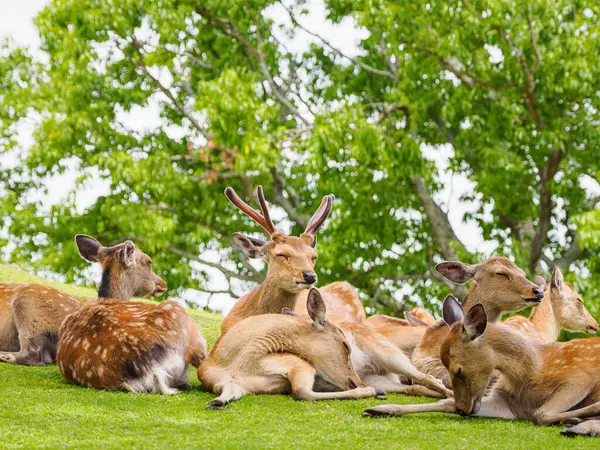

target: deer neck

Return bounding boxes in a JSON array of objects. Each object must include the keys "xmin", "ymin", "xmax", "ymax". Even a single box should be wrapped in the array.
[
  {"xmin": 485, "ymin": 324, "xmax": 542, "ymax": 389},
  {"xmin": 253, "ymin": 276, "xmax": 300, "ymax": 316},
  {"xmin": 528, "ymin": 290, "xmax": 561, "ymax": 342},
  {"xmin": 462, "ymin": 284, "xmax": 502, "ymax": 323},
  {"xmin": 97, "ymin": 265, "xmax": 134, "ymax": 300}
]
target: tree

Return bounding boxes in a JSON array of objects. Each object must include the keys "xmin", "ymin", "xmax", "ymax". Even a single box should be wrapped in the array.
[{"xmin": 0, "ymin": 0, "xmax": 599, "ymax": 317}]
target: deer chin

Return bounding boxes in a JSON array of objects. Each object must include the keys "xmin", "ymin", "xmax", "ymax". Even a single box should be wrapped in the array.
[
  {"xmin": 586, "ymin": 325, "xmax": 599, "ymax": 335},
  {"xmin": 294, "ymin": 282, "xmax": 314, "ymax": 291}
]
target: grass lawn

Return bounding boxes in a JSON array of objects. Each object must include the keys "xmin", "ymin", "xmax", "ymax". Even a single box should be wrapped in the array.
[{"xmin": 0, "ymin": 264, "xmax": 597, "ymax": 449}]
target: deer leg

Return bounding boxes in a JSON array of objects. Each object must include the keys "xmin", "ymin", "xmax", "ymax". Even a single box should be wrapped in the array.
[
  {"xmin": 352, "ymin": 332, "xmax": 452, "ymax": 398},
  {"xmin": 257, "ymin": 353, "xmax": 377, "ymax": 401},
  {"xmin": 364, "ymin": 398, "xmax": 456, "ymax": 417},
  {"xmin": 362, "ymin": 374, "xmax": 445, "ymax": 398},
  {"xmin": 0, "ymin": 335, "xmax": 45, "ymax": 366},
  {"xmin": 206, "ymin": 377, "xmax": 246, "ymax": 410},
  {"xmin": 561, "ymin": 420, "xmax": 600, "ymax": 437},
  {"xmin": 532, "ymin": 384, "xmax": 595, "ymax": 426}
]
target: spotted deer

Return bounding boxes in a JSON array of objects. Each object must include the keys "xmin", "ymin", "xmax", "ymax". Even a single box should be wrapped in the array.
[
  {"xmin": 364, "ymin": 296, "xmax": 600, "ymax": 438},
  {"xmin": 56, "ymin": 245, "xmax": 205, "ymax": 394},
  {"xmin": 409, "ymin": 257, "xmax": 543, "ymax": 388},
  {"xmin": 220, "ymin": 186, "xmax": 365, "ymax": 334},
  {"xmin": 504, "ymin": 266, "xmax": 598, "ymax": 341},
  {"xmin": 199, "ymin": 288, "xmax": 377, "ymax": 409},
  {"xmin": 0, "ymin": 235, "xmax": 167, "ymax": 365}
]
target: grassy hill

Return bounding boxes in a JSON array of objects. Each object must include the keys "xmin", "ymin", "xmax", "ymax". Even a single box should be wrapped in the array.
[{"xmin": 0, "ymin": 265, "xmax": 597, "ymax": 449}]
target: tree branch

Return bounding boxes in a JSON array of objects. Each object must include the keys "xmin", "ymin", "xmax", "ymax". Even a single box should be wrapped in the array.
[
  {"xmin": 167, "ymin": 243, "xmax": 263, "ymax": 283},
  {"xmin": 270, "ymin": 166, "xmax": 310, "ymax": 227},
  {"xmin": 530, "ymin": 149, "xmax": 564, "ymax": 270},
  {"xmin": 279, "ymin": 1, "xmax": 397, "ymax": 80}
]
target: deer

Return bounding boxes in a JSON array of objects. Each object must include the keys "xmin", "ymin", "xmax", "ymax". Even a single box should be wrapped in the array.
[
  {"xmin": 503, "ymin": 266, "xmax": 598, "ymax": 341},
  {"xmin": 54, "ymin": 242, "xmax": 205, "ymax": 394},
  {"xmin": 220, "ymin": 185, "xmax": 365, "ymax": 334},
  {"xmin": 221, "ymin": 186, "xmax": 451, "ymax": 398},
  {"xmin": 0, "ymin": 235, "xmax": 167, "ymax": 365},
  {"xmin": 412, "ymin": 263, "xmax": 597, "ymax": 389},
  {"xmin": 199, "ymin": 288, "xmax": 379, "ymax": 409},
  {"xmin": 363, "ymin": 295, "xmax": 600, "ymax": 438}
]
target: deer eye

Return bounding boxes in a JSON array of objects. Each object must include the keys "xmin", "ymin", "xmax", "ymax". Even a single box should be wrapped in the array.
[
  {"xmin": 343, "ymin": 342, "xmax": 350, "ymax": 353},
  {"xmin": 276, "ymin": 254, "xmax": 289, "ymax": 261},
  {"xmin": 496, "ymin": 272, "xmax": 510, "ymax": 280},
  {"xmin": 454, "ymin": 367, "xmax": 463, "ymax": 379},
  {"xmin": 311, "ymin": 256, "xmax": 317, "ymax": 262}
]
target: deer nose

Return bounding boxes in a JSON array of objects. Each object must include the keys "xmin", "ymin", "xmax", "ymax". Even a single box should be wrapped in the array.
[
  {"xmin": 532, "ymin": 287, "xmax": 544, "ymax": 300},
  {"xmin": 302, "ymin": 272, "xmax": 317, "ymax": 285}
]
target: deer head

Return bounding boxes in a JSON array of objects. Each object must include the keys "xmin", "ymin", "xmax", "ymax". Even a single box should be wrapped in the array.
[
  {"xmin": 440, "ymin": 296, "xmax": 493, "ymax": 416},
  {"xmin": 75, "ymin": 235, "xmax": 167, "ymax": 299},
  {"xmin": 436, "ymin": 257, "xmax": 544, "ymax": 315},
  {"xmin": 225, "ymin": 185, "xmax": 334, "ymax": 293},
  {"xmin": 547, "ymin": 267, "xmax": 599, "ymax": 335},
  {"xmin": 301, "ymin": 288, "xmax": 363, "ymax": 392}
]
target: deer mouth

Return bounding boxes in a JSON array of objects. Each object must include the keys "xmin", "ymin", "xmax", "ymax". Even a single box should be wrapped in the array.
[
  {"xmin": 586, "ymin": 325, "xmax": 599, "ymax": 335},
  {"xmin": 295, "ymin": 282, "xmax": 314, "ymax": 290},
  {"xmin": 522, "ymin": 296, "xmax": 543, "ymax": 306}
]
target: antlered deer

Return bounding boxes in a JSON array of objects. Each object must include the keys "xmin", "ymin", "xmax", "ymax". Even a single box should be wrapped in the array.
[
  {"xmin": 56, "ymin": 241, "xmax": 206, "ymax": 394},
  {"xmin": 220, "ymin": 186, "xmax": 364, "ymax": 334},
  {"xmin": 364, "ymin": 296, "xmax": 600, "ymax": 438},
  {"xmin": 221, "ymin": 186, "xmax": 450, "ymax": 398},
  {"xmin": 504, "ymin": 266, "xmax": 598, "ymax": 341},
  {"xmin": 199, "ymin": 288, "xmax": 377, "ymax": 409},
  {"xmin": 0, "ymin": 235, "xmax": 167, "ymax": 365}
]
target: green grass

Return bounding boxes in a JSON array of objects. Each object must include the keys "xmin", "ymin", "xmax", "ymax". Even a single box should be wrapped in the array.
[{"xmin": 0, "ymin": 265, "xmax": 597, "ymax": 449}]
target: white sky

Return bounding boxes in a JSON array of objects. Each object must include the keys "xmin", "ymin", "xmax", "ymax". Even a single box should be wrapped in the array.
[{"xmin": 5, "ymin": 1, "xmax": 595, "ymax": 313}]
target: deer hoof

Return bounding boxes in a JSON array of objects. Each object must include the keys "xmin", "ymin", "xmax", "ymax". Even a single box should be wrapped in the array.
[
  {"xmin": 206, "ymin": 399, "xmax": 227, "ymax": 410},
  {"xmin": 374, "ymin": 388, "xmax": 387, "ymax": 400}
]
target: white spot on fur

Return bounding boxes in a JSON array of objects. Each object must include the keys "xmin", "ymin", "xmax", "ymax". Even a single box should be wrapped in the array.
[
  {"xmin": 102, "ymin": 349, "xmax": 108, "ymax": 360},
  {"xmin": 95, "ymin": 345, "xmax": 102, "ymax": 354},
  {"xmin": 162, "ymin": 303, "xmax": 173, "ymax": 310},
  {"xmin": 122, "ymin": 349, "xmax": 186, "ymax": 395},
  {"xmin": 154, "ymin": 318, "xmax": 163, "ymax": 327}
]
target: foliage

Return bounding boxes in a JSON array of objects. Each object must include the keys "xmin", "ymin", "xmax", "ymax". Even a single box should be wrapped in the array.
[
  {"xmin": 0, "ymin": 265, "xmax": 598, "ymax": 450},
  {"xmin": 0, "ymin": 0, "xmax": 599, "ymax": 315}
]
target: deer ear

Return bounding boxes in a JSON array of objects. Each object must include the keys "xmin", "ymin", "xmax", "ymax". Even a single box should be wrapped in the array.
[
  {"xmin": 232, "ymin": 233, "xmax": 266, "ymax": 259},
  {"xmin": 462, "ymin": 303, "xmax": 487, "ymax": 342},
  {"xmin": 307, "ymin": 288, "xmax": 327, "ymax": 329},
  {"xmin": 436, "ymin": 261, "xmax": 479, "ymax": 284},
  {"xmin": 282, "ymin": 307, "xmax": 299, "ymax": 317},
  {"xmin": 550, "ymin": 266, "xmax": 564, "ymax": 294},
  {"xmin": 535, "ymin": 275, "xmax": 547, "ymax": 287},
  {"xmin": 75, "ymin": 235, "xmax": 103, "ymax": 262},
  {"xmin": 442, "ymin": 295, "xmax": 464, "ymax": 325},
  {"xmin": 119, "ymin": 241, "xmax": 136, "ymax": 267},
  {"xmin": 404, "ymin": 312, "xmax": 429, "ymax": 327}
]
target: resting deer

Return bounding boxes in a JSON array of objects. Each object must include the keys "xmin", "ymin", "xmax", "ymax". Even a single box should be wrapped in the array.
[
  {"xmin": 504, "ymin": 266, "xmax": 598, "ymax": 341},
  {"xmin": 199, "ymin": 288, "xmax": 377, "ymax": 409},
  {"xmin": 221, "ymin": 186, "xmax": 451, "ymax": 398},
  {"xmin": 220, "ymin": 186, "xmax": 365, "ymax": 334},
  {"xmin": 56, "ymin": 241, "xmax": 206, "ymax": 394},
  {"xmin": 0, "ymin": 235, "xmax": 167, "ymax": 365},
  {"xmin": 364, "ymin": 296, "xmax": 600, "ymax": 438}
]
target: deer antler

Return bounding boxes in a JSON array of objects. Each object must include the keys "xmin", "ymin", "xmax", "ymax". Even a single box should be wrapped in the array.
[
  {"xmin": 304, "ymin": 194, "xmax": 335, "ymax": 238},
  {"xmin": 224, "ymin": 186, "xmax": 279, "ymax": 235}
]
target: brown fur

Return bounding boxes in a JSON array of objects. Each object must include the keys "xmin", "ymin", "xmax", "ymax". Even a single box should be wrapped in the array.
[
  {"xmin": 408, "ymin": 307, "xmax": 437, "ymax": 326},
  {"xmin": 199, "ymin": 289, "xmax": 375, "ymax": 409},
  {"xmin": 58, "ymin": 300, "xmax": 206, "ymax": 393},
  {"xmin": 365, "ymin": 302, "xmax": 600, "ymax": 434},
  {"xmin": 504, "ymin": 267, "xmax": 598, "ymax": 341},
  {"xmin": 409, "ymin": 257, "xmax": 541, "ymax": 387},
  {"xmin": 0, "ymin": 236, "xmax": 167, "ymax": 365}
]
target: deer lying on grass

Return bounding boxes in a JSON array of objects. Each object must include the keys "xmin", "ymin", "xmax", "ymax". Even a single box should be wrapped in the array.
[
  {"xmin": 0, "ymin": 235, "xmax": 167, "ymax": 365},
  {"xmin": 413, "ymin": 264, "xmax": 596, "ymax": 388},
  {"xmin": 199, "ymin": 288, "xmax": 377, "ymax": 409},
  {"xmin": 364, "ymin": 296, "xmax": 600, "ymax": 438},
  {"xmin": 504, "ymin": 266, "xmax": 598, "ymax": 341},
  {"xmin": 221, "ymin": 186, "xmax": 451, "ymax": 398},
  {"xmin": 56, "ymin": 241, "xmax": 206, "ymax": 394},
  {"xmin": 220, "ymin": 186, "xmax": 364, "ymax": 334},
  {"xmin": 409, "ymin": 258, "xmax": 544, "ymax": 387}
]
